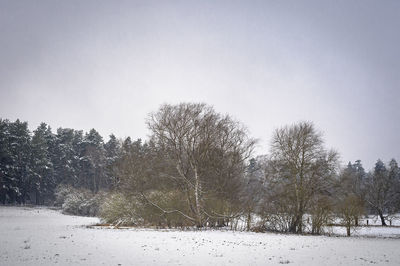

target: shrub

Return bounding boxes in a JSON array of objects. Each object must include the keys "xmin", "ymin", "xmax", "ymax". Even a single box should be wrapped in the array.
[
  {"xmin": 99, "ymin": 190, "xmax": 195, "ymax": 227},
  {"xmin": 99, "ymin": 193, "xmax": 143, "ymax": 226},
  {"xmin": 54, "ymin": 185, "xmax": 75, "ymax": 207},
  {"xmin": 55, "ymin": 185, "xmax": 106, "ymax": 216},
  {"xmin": 310, "ymin": 196, "xmax": 334, "ymax": 235}
]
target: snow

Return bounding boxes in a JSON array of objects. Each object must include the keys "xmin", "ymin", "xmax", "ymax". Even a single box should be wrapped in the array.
[
  {"xmin": 1, "ymin": 206, "xmax": 400, "ymax": 265},
  {"xmin": 330, "ymin": 226, "xmax": 400, "ymax": 238},
  {"xmin": 360, "ymin": 215, "xmax": 400, "ymax": 226}
]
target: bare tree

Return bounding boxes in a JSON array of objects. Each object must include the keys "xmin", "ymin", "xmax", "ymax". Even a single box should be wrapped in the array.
[
  {"xmin": 336, "ymin": 195, "xmax": 364, "ymax": 236},
  {"xmin": 265, "ymin": 122, "xmax": 338, "ymax": 233},
  {"xmin": 147, "ymin": 103, "xmax": 255, "ymax": 227},
  {"xmin": 309, "ymin": 194, "xmax": 334, "ymax": 235}
]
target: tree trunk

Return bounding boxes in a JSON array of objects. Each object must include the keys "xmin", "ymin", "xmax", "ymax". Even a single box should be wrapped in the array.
[
  {"xmin": 35, "ymin": 190, "xmax": 40, "ymax": 205},
  {"xmin": 289, "ymin": 218, "xmax": 297, "ymax": 233},
  {"xmin": 378, "ymin": 211, "xmax": 387, "ymax": 226},
  {"xmin": 346, "ymin": 225, "xmax": 351, "ymax": 236},
  {"xmin": 289, "ymin": 213, "xmax": 303, "ymax": 234},
  {"xmin": 217, "ymin": 219, "xmax": 225, "ymax": 227},
  {"xmin": 296, "ymin": 213, "xmax": 303, "ymax": 233},
  {"xmin": 93, "ymin": 173, "xmax": 96, "ymax": 193},
  {"xmin": 0, "ymin": 188, "xmax": 5, "ymax": 204},
  {"xmin": 194, "ymin": 167, "xmax": 202, "ymax": 227},
  {"xmin": 295, "ymin": 204, "xmax": 304, "ymax": 233},
  {"xmin": 10, "ymin": 190, "xmax": 16, "ymax": 204},
  {"xmin": 247, "ymin": 210, "xmax": 251, "ymax": 231}
]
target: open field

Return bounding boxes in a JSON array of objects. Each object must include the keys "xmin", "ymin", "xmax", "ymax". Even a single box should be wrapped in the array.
[{"xmin": 1, "ymin": 206, "xmax": 400, "ymax": 265}]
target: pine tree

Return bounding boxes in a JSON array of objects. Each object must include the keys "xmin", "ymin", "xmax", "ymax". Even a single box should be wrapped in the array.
[
  {"xmin": 388, "ymin": 159, "xmax": 399, "ymax": 180},
  {"xmin": 7, "ymin": 119, "xmax": 32, "ymax": 203},
  {"xmin": 0, "ymin": 119, "xmax": 12, "ymax": 204},
  {"xmin": 53, "ymin": 128, "xmax": 77, "ymax": 186},
  {"xmin": 388, "ymin": 159, "xmax": 400, "ymax": 214},
  {"xmin": 80, "ymin": 129, "xmax": 106, "ymax": 192},
  {"xmin": 104, "ymin": 134, "xmax": 121, "ymax": 188},
  {"xmin": 30, "ymin": 123, "xmax": 55, "ymax": 204},
  {"xmin": 71, "ymin": 130, "xmax": 84, "ymax": 187},
  {"xmin": 365, "ymin": 159, "xmax": 398, "ymax": 225},
  {"xmin": 338, "ymin": 161, "xmax": 366, "ymax": 226},
  {"xmin": 242, "ymin": 157, "xmax": 265, "ymax": 231}
]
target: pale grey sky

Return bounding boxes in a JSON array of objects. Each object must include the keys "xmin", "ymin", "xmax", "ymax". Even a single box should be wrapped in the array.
[{"xmin": 1, "ymin": 0, "xmax": 399, "ymax": 170}]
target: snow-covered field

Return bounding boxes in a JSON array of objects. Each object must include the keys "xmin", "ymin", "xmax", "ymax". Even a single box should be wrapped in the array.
[{"xmin": 1, "ymin": 206, "xmax": 400, "ymax": 265}]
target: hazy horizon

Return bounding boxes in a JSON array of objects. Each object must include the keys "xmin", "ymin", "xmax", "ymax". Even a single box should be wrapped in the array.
[{"xmin": 1, "ymin": 0, "xmax": 399, "ymax": 170}]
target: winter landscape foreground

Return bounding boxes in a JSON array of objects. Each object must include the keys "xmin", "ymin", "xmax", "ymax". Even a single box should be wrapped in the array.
[{"xmin": 1, "ymin": 207, "xmax": 400, "ymax": 265}]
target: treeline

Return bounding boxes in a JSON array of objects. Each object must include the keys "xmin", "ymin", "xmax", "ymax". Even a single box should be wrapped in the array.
[
  {"xmin": 258, "ymin": 142, "xmax": 400, "ymax": 235},
  {"xmin": 0, "ymin": 119, "xmax": 123, "ymax": 204},
  {"xmin": 1, "ymin": 103, "xmax": 400, "ymax": 235}
]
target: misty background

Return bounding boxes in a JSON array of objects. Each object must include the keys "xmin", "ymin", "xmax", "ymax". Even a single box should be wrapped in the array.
[{"xmin": 0, "ymin": 0, "xmax": 399, "ymax": 169}]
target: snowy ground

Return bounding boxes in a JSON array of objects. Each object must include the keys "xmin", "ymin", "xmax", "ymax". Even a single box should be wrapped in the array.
[
  {"xmin": 1, "ymin": 207, "xmax": 400, "ymax": 265},
  {"xmin": 329, "ymin": 225, "xmax": 400, "ymax": 238}
]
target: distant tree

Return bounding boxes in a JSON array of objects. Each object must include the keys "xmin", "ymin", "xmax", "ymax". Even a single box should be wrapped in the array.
[
  {"xmin": 104, "ymin": 134, "xmax": 121, "ymax": 188},
  {"xmin": 1, "ymin": 118, "xmax": 123, "ymax": 206},
  {"xmin": 309, "ymin": 194, "xmax": 334, "ymax": 235},
  {"xmin": 365, "ymin": 159, "xmax": 399, "ymax": 226},
  {"xmin": 53, "ymin": 128, "xmax": 78, "ymax": 186},
  {"xmin": 333, "ymin": 161, "xmax": 367, "ymax": 235},
  {"xmin": 264, "ymin": 122, "xmax": 339, "ymax": 233},
  {"xmin": 30, "ymin": 123, "xmax": 55, "ymax": 204},
  {"xmin": 241, "ymin": 157, "xmax": 265, "ymax": 231},
  {"xmin": 8, "ymin": 119, "xmax": 32, "ymax": 203},
  {"xmin": 117, "ymin": 138, "xmax": 150, "ymax": 195},
  {"xmin": 121, "ymin": 137, "xmax": 132, "ymax": 154},
  {"xmin": 336, "ymin": 194, "xmax": 364, "ymax": 236},
  {"xmin": 388, "ymin": 159, "xmax": 399, "ymax": 180},
  {"xmin": 80, "ymin": 129, "xmax": 107, "ymax": 192},
  {"xmin": 0, "ymin": 119, "xmax": 12, "ymax": 204},
  {"xmin": 353, "ymin": 160, "xmax": 366, "ymax": 196},
  {"xmin": 338, "ymin": 161, "xmax": 366, "ymax": 226},
  {"xmin": 388, "ymin": 159, "xmax": 400, "ymax": 213}
]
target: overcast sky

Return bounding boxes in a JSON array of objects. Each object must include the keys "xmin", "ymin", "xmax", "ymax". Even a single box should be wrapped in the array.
[{"xmin": 0, "ymin": 0, "xmax": 399, "ymax": 170}]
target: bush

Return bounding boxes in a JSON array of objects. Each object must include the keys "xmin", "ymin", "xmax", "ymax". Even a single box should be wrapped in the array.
[
  {"xmin": 54, "ymin": 185, "xmax": 106, "ymax": 216},
  {"xmin": 335, "ymin": 195, "xmax": 365, "ymax": 236},
  {"xmin": 310, "ymin": 196, "xmax": 334, "ymax": 235},
  {"xmin": 100, "ymin": 193, "xmax": 143, "ymax": 225},
  {"xmin": 54, "ymin": 185, "xmax": 75, "ymax": 207},
  {"xmin": 99, "ymin": 190, "xmax": 195, "ymax": 227}
]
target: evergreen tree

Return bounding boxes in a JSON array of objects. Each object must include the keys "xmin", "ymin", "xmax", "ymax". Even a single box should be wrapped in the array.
[
  {"xmin": 388, "ymin": 159, "xmax": 400, "ymax": 212},
  {"xmin": 71, "ymin": 130, "xmax": 84, "ymax": 187},
  {"xmin": 80, "ymin": 129, "xmax": 106, "ymax": 192},
  {"xmin": 30, "ymin": 123, "xmax": 55, "ymax": 204},
  {"xmin": 338, "ymin": 161, "xmax": 366, "ymax": 226},
  {"xmin": 0, "ymin": 119, "xmax": 12, "ymax": 204},
  {"xmin": 121, "ymin": 137, "xmax": 132, "ymax": 155},
  {"xmin": 7, "ymin": 119, "xmax": 32, "ymax": 203},
  {"xmin": 53, "ymin": 128, "xmax": 77, "ymax": 186},
  {"xmin": 0, "ymin": 118, "xmax": 125, "ymax": 204},
  {"xmin": 242, "ymin": 157, "xmax": 265, "ymax": 231},
  {"xmin": 341, "ymin": 160, "xmax": 365, "ymax": 198},
  {"xmin": 104, "ymin": 134, "xmax": 121, "ymax": 188},
  {"xmin": 365, "ymin": 159, "xmax": 398, "ymax": 225},
  {"xmin": 388, "ymin": 159, "xmax": 399, "ymax": 180}
]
